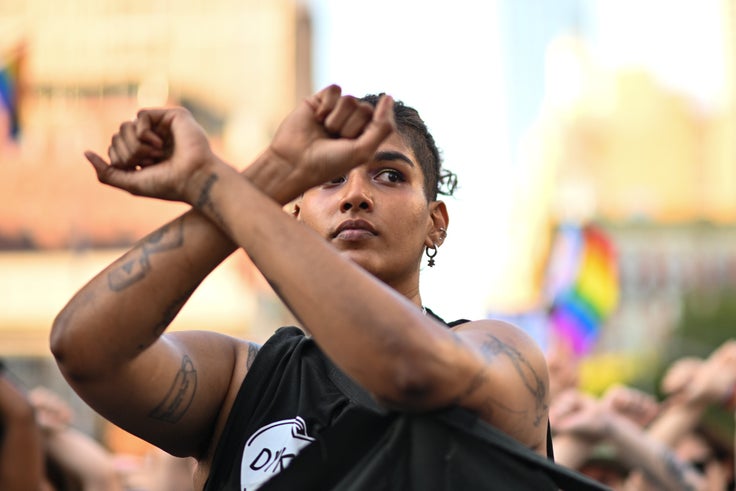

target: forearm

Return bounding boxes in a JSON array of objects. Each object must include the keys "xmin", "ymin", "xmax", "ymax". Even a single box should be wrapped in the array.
[
  {"xmin": 44, "ymin": 428, "xmax": 122, "ymax": 491},
  {"xmin": 550, "ymin": 433, "xmax": 595, "ymax": 470},
  {"xmin": 606, "ymin": 413, "xmax": 705, "ymax": 491},
  {"xmin": 51, "ymin": 150, "xmax": 298, "ymax": 378},
  {"xmin": 51, "ymin": 208, "xmax": 236, "ymax": 376},
  {"xmin": 646, "ymin": 397, "xmax": 707, "ymax": 448},
  {"xmin": 187, "ymin": 161, "xmax": 448, "ymax": 404}
]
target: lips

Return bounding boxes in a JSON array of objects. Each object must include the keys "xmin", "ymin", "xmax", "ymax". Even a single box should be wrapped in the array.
[{"xmin": 333, "ymin": 219, "xmax": 378, "ymax": 240}]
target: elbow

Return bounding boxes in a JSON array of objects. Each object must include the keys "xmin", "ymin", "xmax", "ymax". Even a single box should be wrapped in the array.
[
  {"xmin": 49, "ymin": 307, "xmax": 91, "ymax": 380},
  {"xmin": 49, "ymin": 308, "xmax": 71, "ymax": 366},
  {"xmin": 379, "ymin": 357, "xmax": 445, "ymax": 411},
  {"xmin": 375, "ymin": 331, "xmax": 456, "ymax": 410}
]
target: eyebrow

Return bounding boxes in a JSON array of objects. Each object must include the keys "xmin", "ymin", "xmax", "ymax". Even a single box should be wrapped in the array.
[{"xmin": 373, "ymin": 150, "xmax": 414, "ymax": 167}]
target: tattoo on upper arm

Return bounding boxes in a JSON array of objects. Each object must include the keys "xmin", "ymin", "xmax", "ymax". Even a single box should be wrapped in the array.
[
  {"xmin": 246, "ymin": 342, "xmax": 261, "ymax": 371},
  {"xmin": 107, "ymin": 218, "xmax": 185, "ymax": 291},
  {"xmin": 149, "ymin": 354, "xmax": 197, "ymax": 423},
  {"xmin": 474, "ymin": 334, "xmax": 548, "ymax": 426}
]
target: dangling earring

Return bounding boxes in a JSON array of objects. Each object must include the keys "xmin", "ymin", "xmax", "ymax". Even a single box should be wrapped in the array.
[{"xmin": 425, "ymin": 244, "xmax": 438, "ymax": 267}]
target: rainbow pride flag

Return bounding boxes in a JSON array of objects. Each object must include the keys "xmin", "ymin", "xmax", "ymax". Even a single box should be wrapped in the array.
[
  {"xmin": 545, "ymin": 223, "xmax": 619, "ymax": 356},
  {"xmin": 0, "ymin": 51, "xmax": 21, "ymax": 139}
]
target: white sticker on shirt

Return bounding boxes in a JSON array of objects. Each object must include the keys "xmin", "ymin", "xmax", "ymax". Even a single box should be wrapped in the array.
[{"xmin": 241, "ymin": 416, "xmax": 315, "ymax": 491}]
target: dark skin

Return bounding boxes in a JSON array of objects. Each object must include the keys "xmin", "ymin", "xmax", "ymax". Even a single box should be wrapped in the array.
[{"xmin": 51, "ymin": 85, "xmax": 550, "ymax": 489}]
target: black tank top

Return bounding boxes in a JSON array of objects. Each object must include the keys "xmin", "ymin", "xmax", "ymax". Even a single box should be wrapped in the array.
[
  {"xmin": 203, "ymin": 326, "xmax": 379, "ymax": 491},
  {"xmin": 203, "ymin": 312, "xmax": 553, "ymax": 491}
]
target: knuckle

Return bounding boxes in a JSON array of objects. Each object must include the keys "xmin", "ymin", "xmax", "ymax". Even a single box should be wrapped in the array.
[
  {"xmin": 341, "ymin": 95, "xmax": 358, "ymax": 108},
  {"xmin": 357, "ymin": 103, "xmax": 373, "ymax": 117}
]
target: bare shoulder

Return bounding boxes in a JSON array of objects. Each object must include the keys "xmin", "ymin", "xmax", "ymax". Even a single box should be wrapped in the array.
[
  {"xmin": 450, "ymin": 319, "xmax": 549, "ymax": 452},
  {"xmin": 168, "ymin": 330, "xmax": 262, "ymax": 421},
  {"xmin": 453, "ymin": 318, "xmax": 547, "ymax": 366}
]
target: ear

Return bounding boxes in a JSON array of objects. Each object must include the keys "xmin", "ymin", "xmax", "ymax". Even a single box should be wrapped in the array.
[{"xmin": 425, "ymin": 200, "xmax": 449, "ymax": 248}]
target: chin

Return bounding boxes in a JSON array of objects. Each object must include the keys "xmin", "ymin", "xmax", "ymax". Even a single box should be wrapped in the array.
[{"xmin": 340, "ymin": 250, "xmax": 379, "ymax": 274}]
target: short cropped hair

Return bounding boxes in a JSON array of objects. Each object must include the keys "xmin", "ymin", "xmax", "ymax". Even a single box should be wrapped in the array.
[{"xmin": 360, "ymin": 94, "xmax": 457, "ymax": 201}]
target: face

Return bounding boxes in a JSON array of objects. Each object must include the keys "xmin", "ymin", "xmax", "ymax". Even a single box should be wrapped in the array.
[{"xmin": 294, "ymin": 131, "xmax": 447, "ymax": 293}]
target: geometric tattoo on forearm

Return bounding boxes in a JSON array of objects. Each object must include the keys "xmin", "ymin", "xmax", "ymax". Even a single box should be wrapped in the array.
[
  {"xmin": 107, "ymin": 218, "xmax": 185, "ymax": 291},
  {"xmin": 148, "ymin": 354, "xmax": 197, "ymax": 423}
]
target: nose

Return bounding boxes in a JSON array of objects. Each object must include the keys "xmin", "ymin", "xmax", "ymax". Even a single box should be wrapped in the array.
[{"xmin": 339, "ymin": 172, "xmax": 373, "ymax": 213}]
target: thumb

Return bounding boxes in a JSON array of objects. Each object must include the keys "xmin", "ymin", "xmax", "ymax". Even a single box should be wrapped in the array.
[
  {"xmin": 85, "ymin": 150, "xmax": 109, "ymax": 177},
  {"xmin": 85, "ymin": 150, "xmax": 132, "ymax": 190}
]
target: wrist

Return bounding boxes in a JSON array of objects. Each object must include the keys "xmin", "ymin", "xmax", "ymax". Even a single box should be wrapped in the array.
[
  {"xmin": 184, "ymin": 155, "xmax": 228, "ymax": 209},
  {"xmin": 244, "ymin": 147, "xmax": 306, "ymax": 205}
]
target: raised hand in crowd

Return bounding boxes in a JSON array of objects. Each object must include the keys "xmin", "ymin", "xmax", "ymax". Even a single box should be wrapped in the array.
[
  {"xmin": 0, "ymin": 365, "xmax": 47, "ymax": 491},
  {"xmin": 551, "ymin": 385, "xmax": 706, "ymax": 491}
]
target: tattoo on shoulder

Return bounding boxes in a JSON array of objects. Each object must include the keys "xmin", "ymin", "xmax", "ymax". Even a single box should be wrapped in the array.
[
  {"xmin": 246, "ymin": 342, "xmax": 261, "ymax": 371},
  {"xmin": 474, "ymin": 334, "xmax": 548, "ymax": 426},
  {"xmin": 149, "ymin": 354, "xmax": 197, "ymax": 423},
  {"xmin": 107, "ymin": 217, "xmax": 186, "ymax": 292}
]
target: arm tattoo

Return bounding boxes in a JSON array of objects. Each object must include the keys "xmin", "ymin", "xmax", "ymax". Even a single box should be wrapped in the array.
[
  {"xmin": 660, "ymin": 449, "xmax": 697, "ymax": 491},
  {"xmin": 195, "ymin": 173, "xmax": 227, "ymax": 230},
  {"xmin": 454, "ymin": 367, "xmax": 486, "ymax": 404},
  {"xmin": 479, "ymin": 334, "xmax": 548, "ymax": 425},
  {"xmin": 107, "ymin": 218, "xmax": 185, "ymax": 291},
  {"xmin": 149, "ymin": 354, "xmax": 197, "ymax": 423},
  {"xmin": 246, "ymin": 342, "xmax": 261, "ymax": 371},
  {"xmin": 143, "ymin": 218, "xmax": 184, "ymax": 254},
  {"xmin": 108, "ymin": 253, "xmax": 151, "ymax": 291}
]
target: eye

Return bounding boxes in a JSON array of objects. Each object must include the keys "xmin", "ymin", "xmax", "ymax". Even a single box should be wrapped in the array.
[
  {"xmin": 323, "ymin": 175, "xmax": 346, "ymax": 187},
  {"xmin": 375, "ymin": 169, "xmax": 405, "ymax": 184}
]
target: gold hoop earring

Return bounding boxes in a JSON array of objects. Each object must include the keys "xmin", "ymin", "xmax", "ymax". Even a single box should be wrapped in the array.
[{"xmin": 425, "ymin": 244, "xmax": 438, "ymax": 267}]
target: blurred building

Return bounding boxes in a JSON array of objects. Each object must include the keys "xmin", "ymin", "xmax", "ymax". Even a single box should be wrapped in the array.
[
  {"xmin": 543, "ymin": 0, "xmax": 736, "ymax": 361},
  {"xmin": 488, "ymin": 0, "xmax": 736, "ymax": 393},
  {"xmin": 0, "ymin": 0, "xmax": 310, "ymax": 449}
]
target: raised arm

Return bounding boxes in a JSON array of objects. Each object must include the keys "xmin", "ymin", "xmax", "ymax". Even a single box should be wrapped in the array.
[
  {"xmin": 50, "ymin": 85, "xmax": 375, "ymax": 458},
  {"xmin": 79, "ymin": 86, "xmax": 550, "ymax": 453},
  {"xmin": 551, "ymin": 388, "xmax": 706, "ymax": 491},
  {"xmin": 29, "ymin": 387, "xmax": 123, "ymax": 491}
]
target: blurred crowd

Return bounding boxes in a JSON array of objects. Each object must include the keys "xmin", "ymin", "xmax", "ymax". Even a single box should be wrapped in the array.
[
  {"xmin": 549, "ymin": 338, "xmax": 736, "ymax": 490},
  {"xmin": 2, "ymin": 339, "xmax": 735, "ymax": 490},
  {"xmin": 0, "ymin": 359, "xmax": 195, "ymax": 491}
]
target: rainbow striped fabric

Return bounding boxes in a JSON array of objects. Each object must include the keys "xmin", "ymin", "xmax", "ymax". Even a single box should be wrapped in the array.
[
  {"xmin": 545, "ymin": 223, "xmax": 619, "ymax": 355},
  {"xmin": 0, "ymin": 52, "xmax": 20, "ymax": 139}
]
